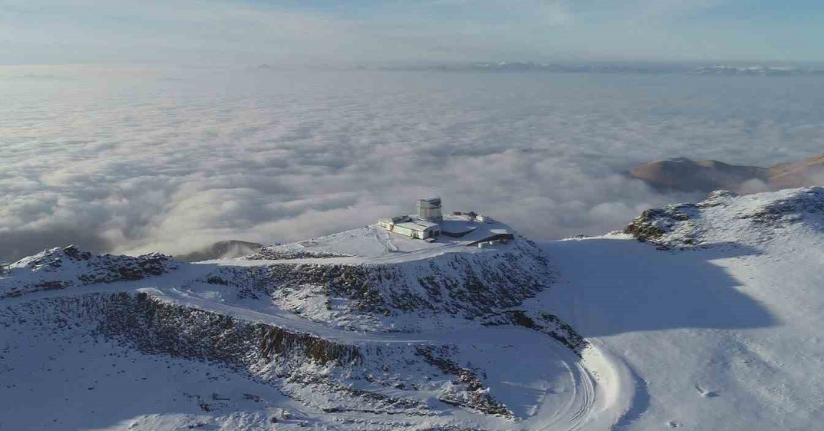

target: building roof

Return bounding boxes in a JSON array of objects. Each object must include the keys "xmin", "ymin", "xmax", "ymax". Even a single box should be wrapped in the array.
[{"xmin": 395, "ymin": 219, "xmax": 440, "ymax": 231}]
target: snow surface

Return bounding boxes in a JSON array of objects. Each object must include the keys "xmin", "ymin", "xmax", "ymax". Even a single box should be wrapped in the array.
[
  {"xmin": 239, "ymin": 216, "xmax": 515, "ymax": 264},
  {"xmin": 535, "ymin": 187, "xmax": 824, "ymax": 430},
  {"xmin": 3, "ymin": 188, "xmax": 824, "ymax": 430}
]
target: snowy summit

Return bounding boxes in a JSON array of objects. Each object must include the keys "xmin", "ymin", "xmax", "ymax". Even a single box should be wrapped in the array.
[{"xmin": 2, "ymin": 187, "xmax": 824, "ymax": 430}]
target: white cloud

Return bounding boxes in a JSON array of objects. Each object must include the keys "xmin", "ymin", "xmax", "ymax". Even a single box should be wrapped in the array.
[{"xmin": 1, "ymin": 66, "xmax": 823, "ymax": 261}]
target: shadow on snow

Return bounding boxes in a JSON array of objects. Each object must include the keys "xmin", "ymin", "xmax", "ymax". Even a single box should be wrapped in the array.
[{"xmin": 543, "ymin": 239, "xmax": 778, "ymax": 337}]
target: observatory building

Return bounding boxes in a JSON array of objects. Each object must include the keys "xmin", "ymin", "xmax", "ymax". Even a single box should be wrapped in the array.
[
  {"xmin": 378, "ymin": 196, "xmax": 443, "ymax": 240},
  {"xmin": 378, "ymin": 196, "xmax": 510, "ymax": 246},
  {"xmin": 377, "ymin": 216, "xmax": 441, "ymax": 240},
  {"xmin": 416, "ymin": 197, "xmax": 443, "ymax": 222}
]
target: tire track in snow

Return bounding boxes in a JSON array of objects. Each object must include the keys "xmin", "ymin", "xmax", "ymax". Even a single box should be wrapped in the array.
[
  {"xmin": 524, "ymin": 357, "xmax": 596, "ymax": 431},
  {"xmin": 546, "ymin": 246, "xmax": 645, "ymax": 431}
]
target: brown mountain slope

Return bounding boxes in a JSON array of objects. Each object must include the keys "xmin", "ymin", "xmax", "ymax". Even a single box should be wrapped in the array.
[
  {"xmin": 630, "ymin": 154, "xmax": 824, "ymax": 193},
  {"xmin": 770, "ymin": 154, "xmax": 824, "ymax": 189},
  {"xmin": 630, "ymin": 157, "xmax": 769, "ymax": 193}
]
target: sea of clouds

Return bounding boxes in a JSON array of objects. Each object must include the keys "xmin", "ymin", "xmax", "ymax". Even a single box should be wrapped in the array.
[{"xmin": 2, "ymin": 65, "xmax": 823, "ymax": 262}]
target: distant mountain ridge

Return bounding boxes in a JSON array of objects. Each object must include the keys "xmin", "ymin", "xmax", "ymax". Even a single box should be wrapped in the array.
[
  {"xmin": 630, "ymin": 154, "xmax": 824, "ymax": 193},
  {"xmin": 691, "ymin": 65, "xmax": 824, "ymax": 76},
  {"xmin": 371, "ymin": 61, "xmax": 824, "ymax": 76}
]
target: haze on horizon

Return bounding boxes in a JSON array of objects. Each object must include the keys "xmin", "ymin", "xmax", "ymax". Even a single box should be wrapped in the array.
[{"xmin": 2, "ymin": 0, "xmax": 823, "ymax": 66}]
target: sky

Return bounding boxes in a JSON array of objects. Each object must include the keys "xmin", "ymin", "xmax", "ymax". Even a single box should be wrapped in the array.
[
  {"xmin": 1, "ymin": 0, "xmax": 823, "ymax": 65},
  {"xmin": 2, "ymin": 66, "xmax": 824, "ymax": 262}
]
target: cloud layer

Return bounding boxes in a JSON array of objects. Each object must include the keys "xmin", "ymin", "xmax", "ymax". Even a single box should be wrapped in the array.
[{"xmin": 2, "ymin": 66, "xmax": 824, "ymax": 261}]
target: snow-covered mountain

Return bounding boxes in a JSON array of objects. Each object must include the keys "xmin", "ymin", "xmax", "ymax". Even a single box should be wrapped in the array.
[{"xmin": 3, "ymin": 188, "xmax": 824, "ymax": 430}]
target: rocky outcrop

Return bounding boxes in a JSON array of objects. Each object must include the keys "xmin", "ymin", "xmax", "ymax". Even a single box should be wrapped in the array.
[
  {"xmin": 0, "ymin": 230, "xmax": 579, "ymax": 422},
  {"xmin": 624, "ymin": 203, "xmax": 700, "ymax": 248},
  {"xmin": 199, "ymin": 264, "xmax": 387, "ymax": 313},
  {"xmin": 1, "ymin": 291, "xmax": 530, "ymax": 417},
  {"xmin": 482, "ymin": 310, "xmax": 588, "ymax": 356},
  {"xmin": 244, "ymin": 249, "xmax": 351, "ymax": 260},
  {"xmin": 1, "ymin": 246, "xmax": 179, "ymax": 299},
  {"xmin": 625, "ymin": 187, "xmax": 824, "ymax": 249},
  {"xmin": 199, "ymin": 239, "xmax": 552, "ymax": 322},
  {"xmin": 415, "ymin": 345, "xmax": 512, "ymax": 417},
  {"xmin": 739, "ymin": 187, "xmax": 824, "ymax": 226},
  {"xmin": 0, "ymin": 291, "xmax": 362, "ymax": 369}
]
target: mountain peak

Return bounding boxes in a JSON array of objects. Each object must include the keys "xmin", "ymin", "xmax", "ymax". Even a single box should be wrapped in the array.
[{"xmin": 625, "ymin": 186, "xmax": 824, "ymax": 249}]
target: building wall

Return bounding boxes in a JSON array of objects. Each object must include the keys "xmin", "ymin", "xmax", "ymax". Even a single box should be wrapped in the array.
[
  {"xmin": 423, "ymin": 226, "xmax": 441, "ymax": 238},
  {"xmin": 392, "ymin": 225, "xmax": 417, "ymax": 238}
]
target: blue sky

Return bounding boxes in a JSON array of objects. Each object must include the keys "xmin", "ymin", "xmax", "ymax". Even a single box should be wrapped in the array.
[{"xmin": 1, "ymin": 0, "xmax": 822, "ymax": 65}]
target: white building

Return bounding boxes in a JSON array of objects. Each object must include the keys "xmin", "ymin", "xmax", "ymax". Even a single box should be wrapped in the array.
[
  {"xmin": 394, "ymin": 219, "xmax": 441, "ymax": 239},
  {"xmin": 378, "ymin": 215, "xmax": 410, "ymax": 229},
  {"xmin": 378, "ymin": 197, "xmax": 444, "ymax": 240},
  {"xmin": 379, "ymin": 217, "xmax": 441, "ymax": 240}
]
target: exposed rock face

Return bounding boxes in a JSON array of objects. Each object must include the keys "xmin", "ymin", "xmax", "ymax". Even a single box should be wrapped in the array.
[
  {"xmin": 0, "ymin": 292, "xmax": 358, "ymax": 368},
  {"xmin": 0, "ymin": 291, "xmax": 511, "ymax": 417},
  {"xmin": 1, "ymin": 246, "xmax": 179, "ymax": 299},
  {"xmin": 415, "ymin": 345, "xmax": 513, "ymax": 417},
  {"xmin": 739, "ymin": 187, "xmax": 824, "ymax": 227},
  {"xmin": 624, "ymin": 204, "xmax": 699, "ymax": 246},
  {"xmin": 243, "ymin": 249, "xmax": 351, "ymax": 260},
  {"xmin": 0, "ymin": 231, "xmax": 580, "ymax": 424},
  {"xmin": 630, "ymin": 154, "xmax": 824, "ymax": 194},
  {"xmin": 199, "ymin": 239, "xmax": 553, "ymax": 324},
  {"xmin": 624, "ymin": 187, "xmax": 824, "ymax": 249},
  {"xmin": 482, "ymin": 310, "xmax": 588, "ymax": 356}
]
